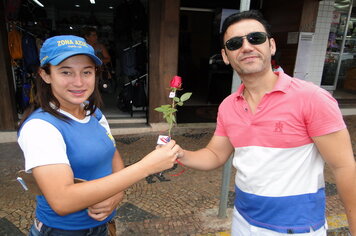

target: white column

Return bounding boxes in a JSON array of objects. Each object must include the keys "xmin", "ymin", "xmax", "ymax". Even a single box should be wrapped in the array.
[{"xmin": 230, "ymin": 0, "xmax": 251, "ymax": 93}]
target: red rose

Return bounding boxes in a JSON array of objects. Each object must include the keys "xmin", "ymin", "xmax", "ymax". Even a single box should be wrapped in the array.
[{"xmin": 170, "ymin": 75, "xmax": 182, "ymax": 89}]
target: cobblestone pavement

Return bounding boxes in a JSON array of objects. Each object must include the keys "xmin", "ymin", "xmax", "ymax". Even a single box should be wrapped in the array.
[{"xmin": 1, "ymin": 116, "xmax": 356, "ymax": 235}]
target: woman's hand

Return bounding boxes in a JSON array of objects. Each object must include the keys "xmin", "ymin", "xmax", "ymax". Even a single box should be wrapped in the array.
[
  {"xmin": 87, "ymin": 191, "xmax": 124, "ymax": 221},
  {"xmin": 140, "ymin": 140, "xmax": 180, "ymax": 175}
]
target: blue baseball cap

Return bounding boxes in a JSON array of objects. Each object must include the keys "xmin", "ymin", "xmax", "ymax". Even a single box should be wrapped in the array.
[{"xmin": 40, "ymin": 35, "xmax": 102, "ymax": 66}]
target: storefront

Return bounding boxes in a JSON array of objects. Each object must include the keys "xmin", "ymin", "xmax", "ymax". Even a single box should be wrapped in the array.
[
  {"xmin": 321, "ymin": 0, "xmax": 356, "ymax": 100},
  {"xmin": 0, "ymin": 0, "xmax": 321, "ymax": 130}
]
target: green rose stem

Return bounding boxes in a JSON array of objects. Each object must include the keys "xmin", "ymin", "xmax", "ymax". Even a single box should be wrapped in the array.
[
  {"xmin": 154, "ymin": 88, "xmax": 192, "ymax": 138},
  {"xmin": 168, "ymin": 88, "xmax": 177, "ymax": 137}
]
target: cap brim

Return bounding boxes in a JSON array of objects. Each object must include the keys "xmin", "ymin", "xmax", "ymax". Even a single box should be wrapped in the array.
[{"xmin": 46, "ymin": 52, "xmax": 103, "ymax": 66}]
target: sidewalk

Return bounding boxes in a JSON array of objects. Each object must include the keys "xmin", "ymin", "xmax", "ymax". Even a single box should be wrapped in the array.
[{"xmin": 1, "ymin": 116, "xmax": 355, "ymax": 235}]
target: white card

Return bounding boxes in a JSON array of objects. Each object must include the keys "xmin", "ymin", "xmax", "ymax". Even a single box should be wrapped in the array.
[
  {"xmin": 169, "ymin": 92, "xmax": 176, "ymax": 98},
  {"xmin": 157, "ymin": 135, "xmax": 171, "ymax": 145}
]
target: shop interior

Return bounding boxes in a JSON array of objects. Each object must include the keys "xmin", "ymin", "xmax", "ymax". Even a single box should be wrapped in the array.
[
  {"xmin": 322, "ymin": 0, "xmax": 356, "ymax": 103},
  {"xmin": 7, "ymin": 0, "xmax": 256, "ymax": 123},
  {"xmin": 6, "ymin": 0, "xmax": 149, "ymax": 120}
]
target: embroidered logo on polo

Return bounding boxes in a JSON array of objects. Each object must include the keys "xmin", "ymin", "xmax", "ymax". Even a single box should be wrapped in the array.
[{"xmin": 274, "ymin": 121, "xmax": 283, "ymax": 133}]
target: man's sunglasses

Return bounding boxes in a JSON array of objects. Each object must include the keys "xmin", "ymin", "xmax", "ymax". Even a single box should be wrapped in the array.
[{"xmin": 225, "ymin": 32, "xmax": 269, "ymax": 51}]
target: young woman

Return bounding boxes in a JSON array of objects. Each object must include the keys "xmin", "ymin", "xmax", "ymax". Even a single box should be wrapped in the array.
[{"xmin": 18, "ymin": 35, "xmax": 179, "ymax": 236}]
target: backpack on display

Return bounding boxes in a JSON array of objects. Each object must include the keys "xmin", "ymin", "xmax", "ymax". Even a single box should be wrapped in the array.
[{"xmin": 8, "ymin": 28, "xmax": 23, "ymax": 62}]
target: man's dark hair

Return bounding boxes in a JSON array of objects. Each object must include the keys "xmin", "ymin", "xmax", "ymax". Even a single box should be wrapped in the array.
[{"xmin": 220, "ymin": 10, "xmax": 272, "ymax": 48}]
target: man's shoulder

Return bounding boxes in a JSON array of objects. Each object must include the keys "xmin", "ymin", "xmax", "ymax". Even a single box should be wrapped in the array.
[{"xmin": 288, "ymin": 76, "xmax": 322, "ymax": 94}]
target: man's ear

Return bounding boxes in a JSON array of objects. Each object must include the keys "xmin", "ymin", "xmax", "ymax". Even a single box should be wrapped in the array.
[
  {"xmin": 39, "ymin": 69, "xmax": 51, "ymax": 84},
  {"xmin": 221, "ymin": 48, "xmax": 230, "ymax": 65},
  {"xmin": 269, "ymin": 38, "xmax": 276, "ymax": 56}
]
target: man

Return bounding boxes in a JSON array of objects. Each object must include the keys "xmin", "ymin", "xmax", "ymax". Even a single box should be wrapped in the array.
[{"xmin": 177, "ymin": 10, "xmax": 356, "ymax": 235}]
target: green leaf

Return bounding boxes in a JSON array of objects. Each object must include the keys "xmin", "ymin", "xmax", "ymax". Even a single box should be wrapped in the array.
[
  {"xmin": 162, "ymin": 105, "xmax": 171, "ymax": 108},
  {"xmin": 154, "ymin": 107, "xmax": 166, "ymax": 112},
  {"xmin": 166, "ymin": 116, "xmax": 173, "ymax": 124},
  {"xmin": 177, "ymin": 102, "xmax": 183, "ymax": 106},
  {"xmin": 171, "ymin": 114, "xmax": 176, "ymax": 124},
  {"xmin": 180, "ymin": 92, "xmax": 192, "ymax": 102},
  {"xmin": 154, "ymin": 107, "xmax": 170, "ymax": 112},
  {"xmin": 173, "ymin": 97, "xmax": 180, "ymax": 102}
]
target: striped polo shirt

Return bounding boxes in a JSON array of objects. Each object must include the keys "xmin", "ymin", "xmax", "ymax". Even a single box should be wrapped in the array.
[{"xmin": 215, "ymin": 72, "xmax": 346, "ymax": 233}]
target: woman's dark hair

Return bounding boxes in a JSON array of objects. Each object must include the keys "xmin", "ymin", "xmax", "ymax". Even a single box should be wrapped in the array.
[
  {"xmin": 18, "ymin": 63, "xmax": 103, "ymax": 129},
  {"xmin": 220, "ymin": 10, "xmax": 272, "ymax": 48}
]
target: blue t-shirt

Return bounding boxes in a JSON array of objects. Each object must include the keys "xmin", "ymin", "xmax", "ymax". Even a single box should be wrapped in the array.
[{"xmin": 20, "ymin": 108, "xmax": 116, "ymax": 230}]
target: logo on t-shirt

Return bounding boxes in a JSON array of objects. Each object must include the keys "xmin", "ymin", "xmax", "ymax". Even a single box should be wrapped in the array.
[{"xmin": 107, "ymin": 132, "xmax": 116, "ymax": 147}]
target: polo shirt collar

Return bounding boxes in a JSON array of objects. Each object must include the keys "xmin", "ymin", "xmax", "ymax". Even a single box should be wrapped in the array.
[
  {"xmin": 235, "ymin": 71, "xmax": 292, "ymax": 99},
  {"xmin": 272, "ymin": 72, "xmax": 292, "ymax": 93}
]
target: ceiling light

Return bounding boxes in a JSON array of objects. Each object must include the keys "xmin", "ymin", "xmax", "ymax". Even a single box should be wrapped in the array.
[
  {"xmin": 75, "ymin": 4, "xmax": 80, "ymax": 7},
  {"xmin": 109, "ymin": 6, "xmax": 114, "ymax": 9},
  {"xmin": 90, "ymin": 0, "xmax": 95, "ymax": 4},
  {"xmin": 32, "ymin": 0, "xmax": 44, "ymax": 7}
]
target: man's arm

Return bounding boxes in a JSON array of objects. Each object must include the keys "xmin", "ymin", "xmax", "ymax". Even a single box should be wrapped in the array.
[
  {"xmin": 179, "ymin": 135, "xmax": 234, "ymax": 170},
  {"xmin": 312, "ymin": 128, "xmax": 356, "ymax": 235}
]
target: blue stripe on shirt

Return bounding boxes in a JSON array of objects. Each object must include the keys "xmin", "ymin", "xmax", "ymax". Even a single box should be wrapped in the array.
[{"xmin": 234, "ymin": 186, "xmax": 325, "ymax": 233}]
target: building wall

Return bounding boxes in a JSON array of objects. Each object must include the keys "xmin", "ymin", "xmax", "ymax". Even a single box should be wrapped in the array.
[
  {"xmin": 261, "ymin": 0, "xmax": 304, "ymax": 76},
  {"xmin": 148, "ymin": 0, "xmax": 180, "ymax": 123},
  {"xmin": 307, "ymin": 0, "xmax": 334, "ymax": 86},
  {"xmin": 0, "ymin": 0, "xmax": 17, "ymax": 130}
]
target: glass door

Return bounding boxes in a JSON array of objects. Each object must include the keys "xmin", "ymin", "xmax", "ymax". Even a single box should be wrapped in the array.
[{"xmin": 321, "ymin": 0, "xmax": 356, "ymax": 92}]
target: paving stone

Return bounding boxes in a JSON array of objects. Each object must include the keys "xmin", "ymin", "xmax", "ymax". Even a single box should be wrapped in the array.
[
  {"xmin": 0, "ymin": 217, "xmax": 25, "ymax": 236},
  {"xmin": 117, "ymin": 202, "xmax": 159, "ymax": 222},
  {"xmin": 116, "ymin": 136, "xmax": 142, "ymax": 145},
  {"xmin": 325, "ymin": 182, "xmax": 338, "ymax": 196},
  {"xmin": 327, "ymin": 227, "xmax": 351, "ymax": 235},
  {"xmin": 1, "ymin": 119, "xmax": 356, "ymax": 235}
]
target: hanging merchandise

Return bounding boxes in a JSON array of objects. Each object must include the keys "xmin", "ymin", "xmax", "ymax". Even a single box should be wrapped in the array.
[
  {"xmin": 8, "ymin": 27, "xmax": 23, "ymax": 62},
  {"xmin": 13, "ymin": 66, "xmax": 31, "ymax": 114},
  {"xmin": 22, "ymin": 33, "xmax": 40, "ymax": 73}
]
